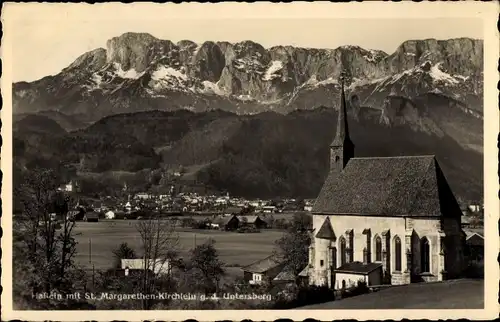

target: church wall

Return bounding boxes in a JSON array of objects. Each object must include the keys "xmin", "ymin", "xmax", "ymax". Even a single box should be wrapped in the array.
[
  {"xmin": 312, "ymin": 214, "xmax": 407, "ymax": 284},
  {"xmin": 409, "ymin": 218, "xmax": 442, "ymax": 281},
  {"xmin": 442, "ymin": 217, "xmax": 466, "ymax": 278},
  {"xmin": 315, "ymin": 215, "xmax": 406, "ymax": 265},
  {"xmin": 312, "ymin": 237, "xmax": 331, "ymax": 286},
  {"xmin": 311, "ymin": 215, "xmax": 456, "ymax": 286}
]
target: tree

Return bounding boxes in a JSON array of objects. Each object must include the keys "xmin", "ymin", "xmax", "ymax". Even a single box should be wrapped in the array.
[
  {"xmin": 187, "ymin": 239, "xmax": 225, "ymax": 294},
  {"xmin": 290, "ymin": 212, "xmax": 312, "ymax": 232},
  {"xmin": 135, "ymin": 217, "xmax": 180, "ymax": 309},
  {"xmin": 273, "ymin": 213, "xmax": 312, "ymax": 278},
  {"xmin": 111, "ymin": 242, "xmax": 137, "ymax": 269},
  {"xmin": 13, "ymin": 168, "xmax": 85, "ymax": 309}
]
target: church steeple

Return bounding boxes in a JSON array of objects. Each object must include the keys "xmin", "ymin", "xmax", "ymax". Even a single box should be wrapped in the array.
[{"xmin": 330, "ymin": 70, "xmax": 355, "ymax": 173}]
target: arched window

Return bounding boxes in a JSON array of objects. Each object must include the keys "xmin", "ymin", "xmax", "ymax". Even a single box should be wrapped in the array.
[
  {"xmin": 421, "ymin": 237, "xmax": 430, "ymax": 273},
  {"xmin": 339, "ymin": 237, "xmax": 347, "ymax": 266},
  {"xmin": 335, "ymin": 156, "xmax": 340, "ymax": 162},
  {"xmin": 394, "ymin": 236, "xmax": 402, "ymax": 271},
  {"xmin": 375, "ymin": 236, "xmax": 382, "ymax": 262}
]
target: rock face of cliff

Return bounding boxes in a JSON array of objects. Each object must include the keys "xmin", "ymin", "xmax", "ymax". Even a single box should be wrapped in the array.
[{"xmin": 13, "ymin": 33, "xmax": 483, "ymax": 126}]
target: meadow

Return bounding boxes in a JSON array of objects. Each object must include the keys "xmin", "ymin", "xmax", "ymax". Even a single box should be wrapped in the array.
[{"xmin": 73, "ymin": 220, "xmax": 285, "ymax": 272}]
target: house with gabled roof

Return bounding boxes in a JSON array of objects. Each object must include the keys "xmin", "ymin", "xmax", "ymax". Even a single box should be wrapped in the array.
[
  {"xmin": 242, "ymin": 255, "xmax": 285, "ymax": 285},
  {"xmin": 238, "ymin": 215, "xmax": 268, "ymax": 229},
  {"xmin": 308, "ymin": 71, "xmax": 465, "ymax": 289},
  {"xmin": 213, "ymin": 214, "xmax": 240, "ymax": 231}
]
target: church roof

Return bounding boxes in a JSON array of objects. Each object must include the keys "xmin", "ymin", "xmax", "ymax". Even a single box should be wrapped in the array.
[
  {"xmin": 312, "ymin": 155, "xmax": 461, "ymax": 218},
  {"xmin": 315, "ymin": 217, "xmax": 336, "ymax": 239}
]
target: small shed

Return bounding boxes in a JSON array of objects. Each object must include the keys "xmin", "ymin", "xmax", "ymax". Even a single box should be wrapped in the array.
[
  {"xmin": 297, "ymin": 265, "xmax": 310, "ymax": 286},
  {"xmin": 465, "ymin": 231, "xmax": 484, "ymax": 261},
  {"xmin": 215, "ymin": 214, "xmax": 240, "ymax": 231},
  {"xmin": 272, "ymin": 268, "xmax": 296, "ymax": 285},
  {"xmin": 334, "ymin": 261, "xmax": 383, "ymax": 290},
  {"xmin": 238, "ymin": 215, "xmax": 267, "ymax": 229},
  {"xmin": 242, "ymin": 255, "xmax": 284, "ymax": 285},
  {"xmin": 83, "ymin": 211, "xmax": 99, "ymax": 222}
]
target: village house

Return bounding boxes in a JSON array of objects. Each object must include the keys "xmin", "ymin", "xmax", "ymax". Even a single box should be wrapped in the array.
[
  {"xmin": 467, "ymin": 204, "xmax": 482, "ymax": 213},
  {"xmin": 242, "ymin": 256, "xmax": 286, "ymax": 285},
  {"xmin": 67, "ymin": 209, "xmax": 83, "ymax": 221},
  {"xmin": 135, "ymin": 192, "xmax": 152, "ymax": 200},
  {"xmin": 58, "ymin": 180, "xmax": 78, "ymax": 193},
  {"xmin": 239, "ymin": 215, "xmax": 268, "ymax": 229},
  {"xmin": 262, "ymin": 205, "xmax": 278, "ymax": 214},
  {"xmin": 109, "ymin": 267, "xmax": 155, "ymax": 278},
  {"xmin": 249, "ymin": 200, "xmax": 264, "ymax": 208},
  {"xmin": 224, "ymin": 206, "xmax": 244, "ymax": 216},
  {"xmin": 121, "ymin": 258, "xmax": 171, "ymax": 276},
  {"xmin": 214, "ymin": 214, "xmax": 240, "ymax": 231},
  {"xmin": 272, "ymin": 269, "xmax": 296, "ymax": 285},
  {"xmin": 83, "ymin": 211, "xmax": 99, "ymax": 222},
  {"xmin": 92, "ymin": 201, "xmax": 104, "ymax": 213},
  {"xmin": 305, "ymin": 73, "xmax": 465, "ymax": 289},
  {"xmin": 464, "ymin": 230, "xmax": 484, "ymax": 262}
]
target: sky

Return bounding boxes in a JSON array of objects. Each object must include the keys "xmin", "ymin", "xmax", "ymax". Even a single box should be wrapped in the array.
[{"xmin": 4, "ymin": 3, "xmax": 484, "ymax": 83}]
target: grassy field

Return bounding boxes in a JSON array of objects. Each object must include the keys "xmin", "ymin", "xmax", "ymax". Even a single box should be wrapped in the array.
[
  {"xmin": 73, "ymin": 220, "xmax": 285, "ymax": 272},
  {"xmin": 298, "ymin": 279, "xmax": 484, "ymax": 309}
]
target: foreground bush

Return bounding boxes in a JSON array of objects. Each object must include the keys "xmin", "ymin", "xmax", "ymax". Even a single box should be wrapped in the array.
[{"xmin": 272, "ymin": 284, "xmax": 336, "ymax": 309}]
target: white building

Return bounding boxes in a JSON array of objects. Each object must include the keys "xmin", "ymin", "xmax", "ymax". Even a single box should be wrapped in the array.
[
  {"xmin": 121, "ymin": 258, "xmax": 171, "ymax": 275},
  {"xmin": 105, "ymin": 210, "xmax": 115, "ymax": 219}
]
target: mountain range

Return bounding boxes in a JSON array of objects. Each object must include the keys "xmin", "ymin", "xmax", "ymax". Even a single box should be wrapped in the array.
[{"xmin": 12, "ymin": 33, "xmax": 484, "ymax": 201}]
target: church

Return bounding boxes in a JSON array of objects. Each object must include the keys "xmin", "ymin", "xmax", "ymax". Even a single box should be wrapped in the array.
[{"xmin": 305, "ymin": 73, "xmax": 466, "ymax": 289}]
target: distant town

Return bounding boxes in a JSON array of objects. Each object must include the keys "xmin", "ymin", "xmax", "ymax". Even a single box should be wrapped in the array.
[
  {"xmin": 53, "ymin": 179, "xmax": 483, "ymax": 225},
  {"xmin": 54, "ymin": 180, "xmax": 315, "ymax": 223}
]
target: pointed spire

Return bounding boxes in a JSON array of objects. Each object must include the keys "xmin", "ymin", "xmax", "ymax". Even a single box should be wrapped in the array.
[{"xmin": 331, "ymin": 70, "xmax": 351, "ymax": 147}]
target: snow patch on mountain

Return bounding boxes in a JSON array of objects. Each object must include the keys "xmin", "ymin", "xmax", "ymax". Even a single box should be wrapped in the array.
[
  {"xmin": 236, "ymin": 94, "xmax": 255, "ymax": 101},
  {"xmin": 201, "ymin": 81, "xmax": 225, "ymax": 95},
  {"xmin": 263, "ymin": 60, "xmax": 284, "ymax": 81},
  {"xmin": 429, "ymin": 62, "xmax": 459, "ymax": 85},
  {"xmin": 303, "ymin": 75, "xmax": 339, "ymax": 88},
  {"xmin": 233, "ymin": 57, "xmax": 265, "ymax": 73},
  {"xmin": 430, "ymin": 88, "xmax": 444, "ymax": 94},
  {"xmin": 151, "ymin": 66, "xmax": 188, "ymax": 81},
  {"xmin": 363, "ymin": 50, "xmax": 378, "ymax": 63},
  {"xmin": 454, "ymin": 75, "xmax": 470, "ymax": 82},
  {"xmin": 90, "ymin": 73, "xmax": 104, "ymax": 89},
  {"xmin": 113, "ymin": 63, "xmax": 145, "ymax": 79}
]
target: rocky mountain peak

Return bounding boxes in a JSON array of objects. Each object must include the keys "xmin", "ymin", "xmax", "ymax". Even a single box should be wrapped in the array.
[
  {"xmin": 13, "ymin": 35, "xmax": 484, "ymax": 125},
  {"xmin": 388, "ymin": 37, "xmax": 483, "ymax": 77},
  {"xmin": 177, "ymin": 39, "xmax": 197, "ymax": 49},
  {"xmin": 105, "ymin": 32, "xmax": 176, "ymax": 73},
  {"xmin": 63, "ymin": 48, "xmax": 107, "ymax": 73}
]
